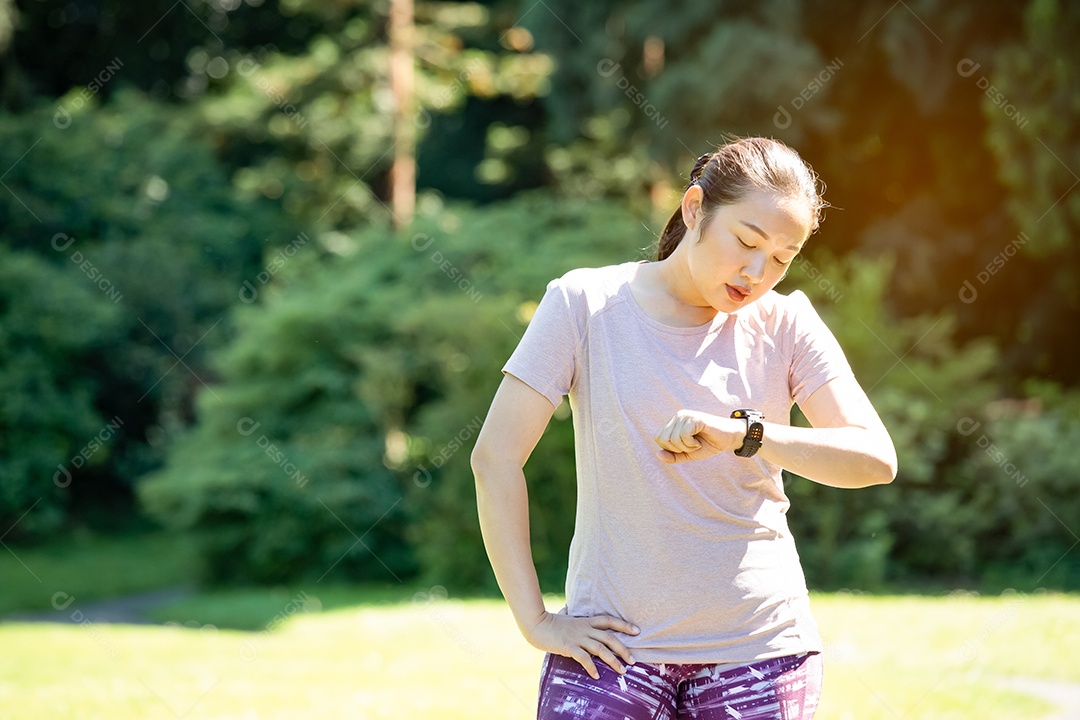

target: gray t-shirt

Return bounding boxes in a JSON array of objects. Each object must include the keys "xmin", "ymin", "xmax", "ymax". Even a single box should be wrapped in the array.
[{"xmin": 502, "ymin": 260, "xmax": 856, "ymax": 664}]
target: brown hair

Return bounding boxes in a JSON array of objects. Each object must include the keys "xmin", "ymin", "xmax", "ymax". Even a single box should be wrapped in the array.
[{"xmin": 655, "ymin": 137, "xmax": 827, "ymax": 261}]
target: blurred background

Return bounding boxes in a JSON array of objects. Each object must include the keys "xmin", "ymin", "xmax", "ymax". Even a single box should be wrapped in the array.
[{"xmin": 0, "ymin": 0, "xmax": 1078, "ymax": 717}]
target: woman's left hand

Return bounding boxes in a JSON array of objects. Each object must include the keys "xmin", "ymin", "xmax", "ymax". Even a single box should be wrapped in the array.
[{"xmin": 653, "ymin": 410, "xmax": 746, "ymax": 463}]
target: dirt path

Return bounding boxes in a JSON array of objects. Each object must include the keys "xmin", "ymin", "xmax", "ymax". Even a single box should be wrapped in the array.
[{"xmin": 1, "ymin": 586, "xmax": 195, "ymax": 625}]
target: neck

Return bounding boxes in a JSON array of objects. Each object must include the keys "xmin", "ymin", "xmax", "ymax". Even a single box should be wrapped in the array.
[{"xmin": 653, "ymin": 239, "xmax": 713, "ymax": 315}]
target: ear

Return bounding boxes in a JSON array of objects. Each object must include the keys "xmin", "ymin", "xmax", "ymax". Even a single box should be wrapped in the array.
[{"xmin": 680, "ymin": 185, "xmax": 704, "ymax": 231}]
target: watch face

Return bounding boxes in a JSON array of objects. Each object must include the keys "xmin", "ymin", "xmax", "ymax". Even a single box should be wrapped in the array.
[{"xmin": 747, "ymin": 423, "xmax": 763, "ymax": 441}]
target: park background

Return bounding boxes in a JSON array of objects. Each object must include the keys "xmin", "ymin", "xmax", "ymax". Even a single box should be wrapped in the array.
[{"xmin": 0, "ymin": 0, "xmax": 1078, "ymax": 717}]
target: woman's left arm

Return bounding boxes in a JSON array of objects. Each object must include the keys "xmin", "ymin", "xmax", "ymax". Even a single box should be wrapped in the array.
[
  {"xmin": 655, "ymin": 376, "xmax": 897, "ymax": 488},
  {"xmin": 757, "ymin": 374, "xmax": 897, "ymax": 488}
]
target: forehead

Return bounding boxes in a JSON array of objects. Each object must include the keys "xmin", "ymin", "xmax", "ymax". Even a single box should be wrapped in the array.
[{"xmin": 716, "ymin": 190, "xmax": 811, "ymax": 248}]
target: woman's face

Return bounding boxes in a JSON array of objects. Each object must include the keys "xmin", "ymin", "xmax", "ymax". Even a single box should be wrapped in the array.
[{"xmin": 680, "ymin": 188, "xmax": 812, "ymax": 313}]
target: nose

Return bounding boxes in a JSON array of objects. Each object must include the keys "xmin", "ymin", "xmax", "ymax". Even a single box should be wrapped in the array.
[{"xmin": 741, "ymin": 253, "xmax": 767, "ymax": 284}]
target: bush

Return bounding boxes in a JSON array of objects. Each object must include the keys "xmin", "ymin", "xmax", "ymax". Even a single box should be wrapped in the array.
[
  {"xmin": 781, "ymin": 251, "xmax": 1000, "ymax": 588},
  {"xmin": 949, "ymin": 392, "xmax": 1080, "ymax": 590},
  {"xmin": 0, "ymin": 247, "xmax": 121, "ymax": 540},
  {"xmin": 141, "ymin": 196, "xmax": 1080, "ymax": 593},
  {"xmin": 0, "ymin": 91, "xmax": 289, "ymax": 532},
  {"xmin": 139, "ymin": 192, "xmax": 651, "ymax": 587}
]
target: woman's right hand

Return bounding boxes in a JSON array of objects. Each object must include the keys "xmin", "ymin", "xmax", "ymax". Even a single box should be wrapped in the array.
[{"xmin": 524, "ymin": 610, "xmax": 640, "ymax": 679}]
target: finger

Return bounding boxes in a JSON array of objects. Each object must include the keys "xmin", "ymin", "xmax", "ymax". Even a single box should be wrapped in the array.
[
  {"xmin": 590, "ymin": 615, "xmax": 641, "ymax": 637},
  {"xmin": 585, "ymin": 639, "xmax": 626, "ymax": 674},
  {"xmin": 594, "ymin": 632, "xmax": 636, "ymax": 666},
  {"xmin": 653, "ymin": 424, "xmax": 676, "ymax": 450},
  {"xmin": 654, "ymin": 434, "xmax": 680, "ymax": 453},
  {"xmin": 678, "ymin": 431, "xmax": 701, "ymax": 450},
  {"xmin": 656, "ymin": 449, "xmax": 681, "ymax": 464},
  {"xmin": 677, "ymin": 417, "xmax": 702, "ymax": 448},
  {"xmin": 589, "ymin": 617, "xmax": 639, "ymax": 664},
  {"xmin": 657, "ymin": 428, "xmax": 695, "ymax": 453},
  {"xmin": 570, "ymin": 649, "xmax": 600, "ymax": 680}
]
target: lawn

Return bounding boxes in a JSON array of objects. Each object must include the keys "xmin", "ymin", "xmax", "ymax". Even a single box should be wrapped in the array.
[
  {"xmin": 0, "ymin": 531, "xmax": 200, "ymax": 615},
  {"xmin": 1, "ymin": 585, "xmax": 1076, "ymax": 719}
]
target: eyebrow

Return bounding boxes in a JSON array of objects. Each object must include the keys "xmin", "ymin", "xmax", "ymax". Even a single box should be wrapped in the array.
[{"xmin": 739, "ymin": 221, "xmax": 802, "ymax": 252}]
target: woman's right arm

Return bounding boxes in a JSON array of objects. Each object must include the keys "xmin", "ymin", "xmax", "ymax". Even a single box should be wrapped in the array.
[{"xmin": 471, "ymin": 373, "xmax": 639, "ymax": 679}]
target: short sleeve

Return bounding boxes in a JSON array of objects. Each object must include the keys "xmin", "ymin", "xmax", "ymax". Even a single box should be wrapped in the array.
[
  {"xmin": 501, "ymin": 277, "xmax": 581, "ymax": 409},
  {"xmin": 787, "ymin": 290, "xmax": 855, "ymax": 407}
]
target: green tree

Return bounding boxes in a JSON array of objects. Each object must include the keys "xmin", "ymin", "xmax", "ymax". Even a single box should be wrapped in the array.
[
  {"xmin": 0, "ymin": 247, "xmax": 121, "ymax": 539},
  {"xmin": 782, "ymin": 251, "xmax": 999, "ymax": 587},
  {"xmin": 0, "ymin": 93, "xmax": 284, "ymax": 528},
  {"xmin": 139, "ymin": 191, "xmax": 649, "ymax": 587},
  {"xmin": 982, "ymin": 0, "xmax": 1080, "ymax": 383}
]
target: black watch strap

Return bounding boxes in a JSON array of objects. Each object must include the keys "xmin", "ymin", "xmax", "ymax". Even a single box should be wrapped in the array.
[{"xmin": 731, "ymin": 409, "xmax": 765, "ymax": 457}]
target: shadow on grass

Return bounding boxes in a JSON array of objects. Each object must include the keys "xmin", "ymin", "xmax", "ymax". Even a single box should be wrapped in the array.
[
  {"xmin": 145, "ymin": 582, "xmax": 509, "ymax": 631},
  {"xmin": 146, "ymin": 574, "xmax": 1080, "ymax": 632}
]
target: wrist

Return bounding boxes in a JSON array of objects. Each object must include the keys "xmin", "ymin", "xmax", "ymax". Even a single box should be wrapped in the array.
[
  {"xmin": 517, "ymin": 606, "xmax": 551, "ymax": 642},
  {"xmin": 520, "ymin": 611, "xmax": 556, "ymax": 648},
  {"xmin": 730, "ymin": 409, "xmax": 765, "ymax": 457}
]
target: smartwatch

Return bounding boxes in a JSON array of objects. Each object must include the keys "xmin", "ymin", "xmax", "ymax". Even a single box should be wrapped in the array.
[{"xmin": 730, "ymin": 409, "xmax": 765, "ymax": 457}]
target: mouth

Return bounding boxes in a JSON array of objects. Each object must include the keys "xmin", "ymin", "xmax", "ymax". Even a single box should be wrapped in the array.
[{"xmin": 725, "ymin": 284, "xmax": 751, "ymax": 303}]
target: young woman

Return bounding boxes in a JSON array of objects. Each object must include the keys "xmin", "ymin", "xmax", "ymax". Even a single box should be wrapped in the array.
[{"xmin": 471, "ymin": 137, "xmax": 897, "ymax": 719}]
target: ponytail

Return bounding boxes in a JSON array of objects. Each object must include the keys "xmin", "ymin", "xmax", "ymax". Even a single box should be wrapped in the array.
[
  {"xmin": 656, "ymin": 207, "xmax": 687, "ymax": 261},
  {"xmin": 655, "ymin": 153, "xmax": 713, "ymax": 261}
]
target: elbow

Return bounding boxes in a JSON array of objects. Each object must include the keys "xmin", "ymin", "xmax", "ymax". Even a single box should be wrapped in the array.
[
  {"xmin": 871, "ymin": 463, "xmax": 897, "ymax": 486},
  {"xmin": 470, "ymin": 441, "xmax": 510, "ymax": 482},
  {"xmin": 871, "ymin": 445, "xmax": 898, "ymax": 486},
  {"xmin": 470, "ymin": 445, "xmax": 491, "ymax": 480}
]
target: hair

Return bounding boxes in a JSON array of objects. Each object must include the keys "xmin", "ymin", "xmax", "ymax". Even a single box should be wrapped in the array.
[{"xmin": 655, "ymin": 136, "xmax": 828, "ymax": 261}]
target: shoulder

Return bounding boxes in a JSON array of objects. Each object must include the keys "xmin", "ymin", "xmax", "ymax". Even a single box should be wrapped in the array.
[
  {"xmin": 742, "ymin": 288, "xmax": 813, "ymax": 322},
  {"xmin": 547, "ymin": 261, "xmax": 637, "ymax": 313},
  {"xmin": 738, "ymin": 288, "xmax": 829, "ymax": 339}
]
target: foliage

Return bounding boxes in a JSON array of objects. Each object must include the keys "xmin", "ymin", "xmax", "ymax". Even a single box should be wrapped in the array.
[
  {"xmin": 949, "ymin": 394, "xmax": 1080, "ymax": 590},
  {"xmin": 0, "ymin": 93, "xmax": 283, "ymax": 530},
  {"xmin": 981, "ymin": 0, "xmax": 1080, "ymax": 382},
  {"xmin": 138, "ymin": 192, "xmax": 648, "ymax": 586},
  {"xmin": 782, "ymin": 251, "xmax": 997, "ymax": 588},
  {"xmin": 0, "ymin": 247, "xmax": 120, "ymax": 539},
  {"xmin": 0, "ymin": 0, "xmax": 1077, "ymax": 597}
]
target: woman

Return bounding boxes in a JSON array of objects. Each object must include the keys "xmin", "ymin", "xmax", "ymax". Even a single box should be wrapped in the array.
[{"xmin": 471, "ymin": 137, "xmax": 897, "ymax": 719}]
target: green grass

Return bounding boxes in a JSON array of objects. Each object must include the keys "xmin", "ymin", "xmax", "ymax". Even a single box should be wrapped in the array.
[
  {"xmin": 0, "ymin": 531, "xmax": 201, "ymax": 615},
  {"xmin": 1, "ymin": 587, "xmax": 1076, "ymax": 719},
  {"xmin": 144, "ymin": 582, "xmax": 431, "ymax": 630}
]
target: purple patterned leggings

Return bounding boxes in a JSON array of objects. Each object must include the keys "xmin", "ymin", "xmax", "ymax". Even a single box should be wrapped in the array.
[{"xmin": 536, "ymin": 650, "xmax": 822, "ymax": 720}]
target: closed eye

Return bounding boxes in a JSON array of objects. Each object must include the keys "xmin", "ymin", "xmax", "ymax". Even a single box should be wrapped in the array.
[{"xmin": 740, "ymin": 235, "xmax": 796, "ymax": 267}]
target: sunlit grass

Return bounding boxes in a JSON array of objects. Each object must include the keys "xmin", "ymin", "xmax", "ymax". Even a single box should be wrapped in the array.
[{"xmin": 0, "ymin": 589, "xmax": 1074, "ymax": 719}]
